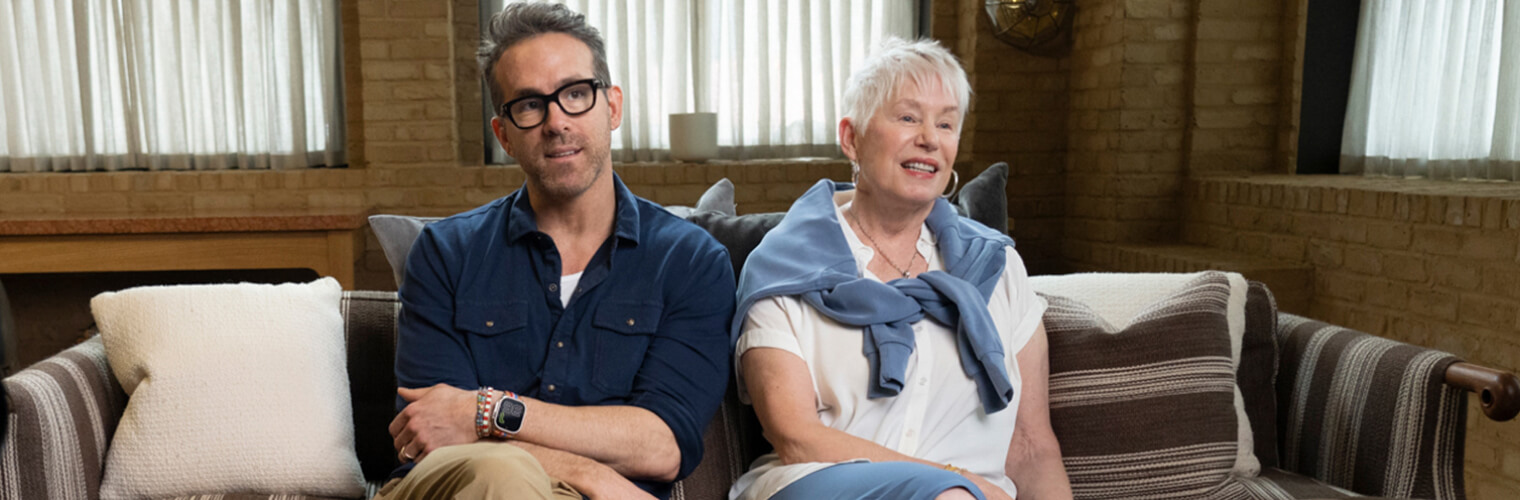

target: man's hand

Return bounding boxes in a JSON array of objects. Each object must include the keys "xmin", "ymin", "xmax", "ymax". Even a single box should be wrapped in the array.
[
  {"xmin": 508, "ymin": 442, "xmax": 657, "ymax": 500},
  {"xmin": 389, "ymin": 384, "xmax": 478, "ymax": 463}
]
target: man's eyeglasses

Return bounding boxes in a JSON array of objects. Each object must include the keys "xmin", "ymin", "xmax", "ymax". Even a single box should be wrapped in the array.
[{"xmin": 498, "ymin": 79, "xmax": 605, "ymax": 129}]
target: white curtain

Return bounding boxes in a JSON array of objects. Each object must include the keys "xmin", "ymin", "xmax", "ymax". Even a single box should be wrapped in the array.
[
  {"xmin": 0, "ymin": 0, "xmax": 344, "ymax": 173},
  {"xmin": 1341, "ymin": 0, "xmax": 1520, "ymax": 180},
  {"xmin": 490, "ymin": 0, "xmax": 916, "ymax": 163}
]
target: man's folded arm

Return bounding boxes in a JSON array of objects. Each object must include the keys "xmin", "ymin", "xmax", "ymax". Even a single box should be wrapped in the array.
[{"xmin": 511, "ymin": 243, "xmax": 737, "ymax": 481}]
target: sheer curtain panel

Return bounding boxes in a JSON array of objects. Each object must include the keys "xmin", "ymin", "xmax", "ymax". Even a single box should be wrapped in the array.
[
  {"xmin": 1341, "ymin": 0, "xmax": 1520, "ymax": 180},
  {"xmin": 0, "ymin": 0, "xmax": 345, "ymax": 172},
  {"xmin": 487, "ymin": 0, "xmax": 915, "ymax": 163}
]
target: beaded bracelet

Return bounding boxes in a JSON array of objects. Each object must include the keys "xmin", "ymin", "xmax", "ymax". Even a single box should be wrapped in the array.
[{"xmin": 475, "ymin": 388, "xmax": 498, "ymax": 438}]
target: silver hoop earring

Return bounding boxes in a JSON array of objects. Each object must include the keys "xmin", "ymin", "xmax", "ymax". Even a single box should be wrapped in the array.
[{"xmin": 940, "ymin": 170, "xmax": 960, "ymax": 199}]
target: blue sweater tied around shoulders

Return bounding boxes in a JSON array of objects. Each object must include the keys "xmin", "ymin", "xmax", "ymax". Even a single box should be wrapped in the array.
[{"xmin": 733, "ymin": 179, "xmax": 1018, "ymax": 413}]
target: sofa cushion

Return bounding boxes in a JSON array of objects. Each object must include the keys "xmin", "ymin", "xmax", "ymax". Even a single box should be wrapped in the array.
[
  {"xmin": 949, "ymin": 162, "xmax": 1009, "ymax": 234},
  {"xmin": 1241, "ymin": 281, "xmax": 1280, "ymax": 468},
  {"xmin": 1041, "ymin": 271, "xmax": 1249, "ymax": 498},
  {"xmin": 369, "ymin": 214, "xmax": 444, "ymax": 288},
  {"xmin": 91, "ymin": 278, "xmax": 366, "ymax": 499},
  {"xmin": 681, "ymin": 211, "xmax": 786, "ymax": 274},
  {"xmin": 662, "ymin": 177, "xmax": 739, "ymax": 219},
  {"xmin": 1030, "ymin": 271, "xmax": 1261, "ymax": 478}
]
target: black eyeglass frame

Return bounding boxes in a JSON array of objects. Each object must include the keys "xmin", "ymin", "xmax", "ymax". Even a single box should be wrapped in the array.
[{"xmin": 497, "ymin": 78, "xmax": 607, "ymax": 130}]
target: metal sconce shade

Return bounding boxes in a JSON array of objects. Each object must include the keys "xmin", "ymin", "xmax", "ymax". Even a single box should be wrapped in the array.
[{"xmin": 985, "ymin": 0, "xmax": 1076, "ymax": 53}]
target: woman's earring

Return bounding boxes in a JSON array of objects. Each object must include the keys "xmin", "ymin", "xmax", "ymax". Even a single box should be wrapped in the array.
[
  {"xmin": 850, "ymin": 162, "xmax": 860, "ymax": 186},
  {"xmin": 940, "ymin": 169, "xmax": 960, "ymax": 199}
]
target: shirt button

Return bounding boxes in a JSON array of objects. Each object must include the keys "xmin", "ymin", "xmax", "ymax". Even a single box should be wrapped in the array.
[
  {"xmin": 918, "ymin": 377, "xmax": 927, "ymax": 387},
  {"xmin": 547, "ymin": 384, "xmax": 557, "ymax": 392},
  {"xmin": 548, "ymin": 283, "xmax": 559, "ymax": 292},
  {"xmin": 485, "ymin": 321, "xmax": 495, "ymax": 327},
  {"xmin": 626, "ymin": 318, "xmax": 636, "ymax": 326},
  {"xmin": 556, "ymin": 341, "xmax": 565, "ymax": 348},
  {"xmin": 905, "ymin": 429, "xmax": 917, "ymax": 439}
]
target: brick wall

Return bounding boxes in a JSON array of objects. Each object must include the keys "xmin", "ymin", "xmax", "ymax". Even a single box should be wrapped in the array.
[
  {"xmin": 937, "ymin": 1, "xmax": 1070, "ymax": 274},
  {"xmin": 1066, "ymin": 0, "xmax": 1172, "ymax": 271},
  {"xmin": 1190, "ymin": 0, "xmax": 1285, "ymax": 174},
  {"xmin": 350, "ymin": 0, "xmax": 461, "ymax": 168},
  {"xmin": 1062, "ymin": 0, "xmax": 1292, "ymax": 273}
]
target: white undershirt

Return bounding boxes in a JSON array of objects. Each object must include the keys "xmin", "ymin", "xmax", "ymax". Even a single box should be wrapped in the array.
[
  {"xmin": 560, "ymin": 272, "xmax": 582, "ymax": 306},
  {"xmin": 728, "ymin": 201, "xmax": 1047, "ymax": 500}
]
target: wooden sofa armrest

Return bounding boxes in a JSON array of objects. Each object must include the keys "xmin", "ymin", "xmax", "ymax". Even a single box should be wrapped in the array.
[
  {"xmin": 1445, "ymin": 362, "xmax": 1520, "ymax": 421},
  {"xmin": 0, "ymin": 336, "xmax": 126, "ymax": 500}
]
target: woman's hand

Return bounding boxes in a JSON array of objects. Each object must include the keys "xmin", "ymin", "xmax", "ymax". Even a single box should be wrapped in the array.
[{"xmin": 962, "ymin": 472, "xmax": 1014, "ymax": 500}]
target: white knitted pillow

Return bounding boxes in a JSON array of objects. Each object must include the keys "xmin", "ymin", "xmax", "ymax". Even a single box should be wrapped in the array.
[{"xmin": 92, "ymin": 278, "xmax": 365, "ymax": 499}]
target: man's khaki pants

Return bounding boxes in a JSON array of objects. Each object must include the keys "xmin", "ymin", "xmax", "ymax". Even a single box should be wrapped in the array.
[{"xmin": 373, "ymin": 442, "xmax": 582, "ymax": 499}]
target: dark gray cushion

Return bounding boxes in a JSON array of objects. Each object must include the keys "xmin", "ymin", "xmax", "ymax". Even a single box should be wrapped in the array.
[
  {"xmin": 950, "ymin": 162, "xmax": 1009, "ymax": 234},
  {"xmin": 683, "ymin": 211, "xmax": 785, "ymax": 274},
  {"xmin": 368, "ymin": 215, "xmax": 443, "ymax": 288},
  {"xmin": 1240, "ymin": 281, "xmax": 1279, "ymax": 468}
]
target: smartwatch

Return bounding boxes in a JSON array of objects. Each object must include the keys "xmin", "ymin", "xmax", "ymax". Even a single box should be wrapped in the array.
[{"xmin": 491, "ymin": 392, "xmax": 526, "ymax": 437}]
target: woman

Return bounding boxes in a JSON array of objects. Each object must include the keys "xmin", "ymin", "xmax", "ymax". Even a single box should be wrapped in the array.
[{"xmin": 729, "ymin": 38, "xmax": 1073, "ymax": 500}]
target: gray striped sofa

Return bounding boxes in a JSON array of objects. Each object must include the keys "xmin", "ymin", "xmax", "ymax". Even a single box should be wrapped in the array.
[{"xmin": 0, "ymin": 285, "xmax": 1478, "ymax": 500}]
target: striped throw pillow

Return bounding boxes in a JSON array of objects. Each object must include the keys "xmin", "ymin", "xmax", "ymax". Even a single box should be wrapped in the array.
[{"xmin": 1043, "ymin": 272, "xmax": 1249, "ymax": 499}]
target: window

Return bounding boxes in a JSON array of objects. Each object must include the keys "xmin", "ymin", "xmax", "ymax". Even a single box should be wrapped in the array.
[
  {"xmin": 1339, "ymin": 0, "xmax": 1520, "ymax": 181},
  {"xmin": 483, "ymin": 0, "xmax": 921, "ymax": 164},
  {"xmin": 0, "ymin": 0, "xmax": 345, "ymax": 172}
]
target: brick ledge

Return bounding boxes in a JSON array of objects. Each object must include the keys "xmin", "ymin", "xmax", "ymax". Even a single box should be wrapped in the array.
[
  {"xmin": 1108, "ymin": 244, "xmax": 1312, "ymax": 314},
  {"xmin": 1193, "ymin": 174, "xmax": 1520, "ymax": 198}
]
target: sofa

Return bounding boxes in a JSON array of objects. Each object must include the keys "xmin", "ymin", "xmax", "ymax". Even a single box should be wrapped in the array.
[{"xmin": 5, "ymin": 172, "xmax": 1519, "ymax": 499}]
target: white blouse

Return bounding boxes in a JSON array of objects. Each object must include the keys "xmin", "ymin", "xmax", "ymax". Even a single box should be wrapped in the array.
[{"xmin": 729, "ymin": 201, "xmax": 1048, "ymax": 500}]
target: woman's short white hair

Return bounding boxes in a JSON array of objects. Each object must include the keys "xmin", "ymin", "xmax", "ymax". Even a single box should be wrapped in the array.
[{"xmin": 841, "ymin": 37, "xmax": 971, "ymax": 136}]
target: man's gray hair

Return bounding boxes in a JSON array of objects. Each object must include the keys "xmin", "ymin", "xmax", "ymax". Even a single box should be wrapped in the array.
[
  {"xmin": 841, "ymin": 37, "xmax": 971, "ymax": 136},
  {"xmin": 478, "ymin": 2, "xmax": 612, "ymax": 115}
]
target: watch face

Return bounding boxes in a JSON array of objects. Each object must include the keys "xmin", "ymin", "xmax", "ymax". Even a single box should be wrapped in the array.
[{"xmin": 494, "ymin": 397, "xmax": 525, "ymax": 433}]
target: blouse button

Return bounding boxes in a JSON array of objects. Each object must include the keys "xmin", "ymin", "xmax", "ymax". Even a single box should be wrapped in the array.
[
  {"xmin": 626, "ymin": 318, "xmax": 636, "ymax": 326},
  {"xmin": 547, "ymin": 384, "xmax": 557, "ymax": 392},
  {"xmin": 485, "ymin": 321, "xmax": 495, "ymax": 327}
]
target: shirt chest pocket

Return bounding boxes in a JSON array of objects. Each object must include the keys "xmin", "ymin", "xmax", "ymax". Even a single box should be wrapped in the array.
[
  {"xmin": 455, "ymin": 300, "xmax": 532, "ymax": 384},
  {"xmin": 590, "ymin": 300, "xmax": 662, "ymax": 395}
]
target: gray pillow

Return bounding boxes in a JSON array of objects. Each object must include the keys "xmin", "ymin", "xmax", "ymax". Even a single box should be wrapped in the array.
[
  {"xmin": 368, "ymin": 214, "xmax": 442, "ymax": 288},
  {"xmin": 950, "ymin": 162, "xmax": 1009, "ymax": 234},
  {"xmin": 664, "ymin": 178, "xmax": 738, "ymax": 218},
  {"xmin": 696, "ymin": 178, "xmax": 737, "ymax": 215}
]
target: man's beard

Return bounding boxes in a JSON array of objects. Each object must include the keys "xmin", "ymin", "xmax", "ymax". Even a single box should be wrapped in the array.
[{"xmin": 525, "ymin": 132, "xmax": 611, "ymax": 202}]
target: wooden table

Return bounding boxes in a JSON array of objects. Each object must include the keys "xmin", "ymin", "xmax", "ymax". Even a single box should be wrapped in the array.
[{"xmin": 0, "ymin": 211, "xmax": 369, "ymax": 289}]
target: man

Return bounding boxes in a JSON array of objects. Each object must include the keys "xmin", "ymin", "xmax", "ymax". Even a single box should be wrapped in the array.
[{"xmin": 378, "ymin": 3, "xmax": 736, "ymax": 499}]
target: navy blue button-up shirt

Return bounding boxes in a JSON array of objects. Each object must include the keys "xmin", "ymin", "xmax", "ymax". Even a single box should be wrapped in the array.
[{"xmin": 394, "ymin": 174, "xmax": 735, "ymax": 498}]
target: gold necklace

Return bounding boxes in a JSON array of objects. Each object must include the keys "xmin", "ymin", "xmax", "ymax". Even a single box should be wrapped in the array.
[{"xmin": 847, "ymin": 208, "xmax": 917, "ymax": 279}]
